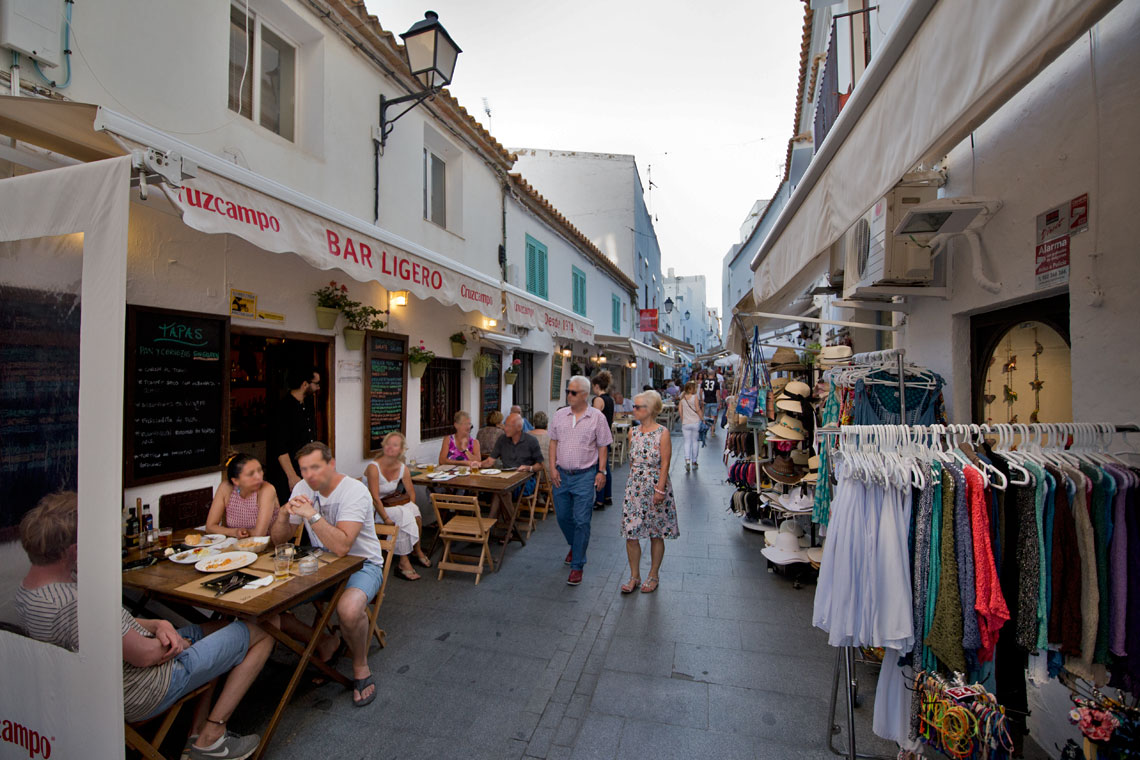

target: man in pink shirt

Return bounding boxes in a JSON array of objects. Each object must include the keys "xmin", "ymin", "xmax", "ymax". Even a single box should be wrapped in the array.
[{"xmin": 549, "ymin": 374, "xmax": 612, "ymax": 585}]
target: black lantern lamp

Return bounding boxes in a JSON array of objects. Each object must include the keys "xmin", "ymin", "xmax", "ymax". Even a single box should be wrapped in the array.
[
  {"xmin": 378, "ymin": 11, "xmax": 462, "ymax": 150},
  {"xmin": 663, "ymin": 296, "xmax": 674, "ymax": 314}
]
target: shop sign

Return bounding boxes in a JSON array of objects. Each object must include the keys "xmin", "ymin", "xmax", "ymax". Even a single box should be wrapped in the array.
[
  {"xmin": 505, "ymin": 291, "xmax": 595, "ymax": 342},
  {"xmin": 1069, "ymin": 193, "xmax": 1088, "ymax": 235},
  {"xmin": 1035, "ymin": 193, "xmax": 1089, "ymax": 244},
  {"xmin": 1035, "ymin": 235, "xmax": 1069, "ymax": 290},
  {"xmin": 229, "ymin": 288, "xmax": 256, "ymax": 318},
  {"xmin": 638, "ymin": 308, "xmax": 658, "ymax": 332},
  {"xmin": 256, "ymin": 310, "xmax": 284, "ymax": 323}
]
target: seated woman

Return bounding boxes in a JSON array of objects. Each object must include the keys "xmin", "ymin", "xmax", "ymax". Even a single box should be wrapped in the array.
[
  {"xmin": 476, "ymin": 410, "xmax": 505, "ymax": 457},
  {"xmin": 438, "ymin": 410, "xmax": 482, "ymax": 465},
  {"xmin": 364, "ymin": 432, "xmax": 431, "ymax": 581},
  {"xmin": 206, "ymin": 453, "xmax": 279, "ymax": 538},
  {"xmin": 531, "ymin": 411, "xmax": 551, "ymax": 475}
]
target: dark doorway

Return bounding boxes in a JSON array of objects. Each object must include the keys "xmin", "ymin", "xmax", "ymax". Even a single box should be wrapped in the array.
[
  {"xmin": 513, "ymin": 351, "xmax": 535, "ymax": 421},
  {"xmin": 229, "ymin": 328, "xmax": 333, "ymax": 463}
]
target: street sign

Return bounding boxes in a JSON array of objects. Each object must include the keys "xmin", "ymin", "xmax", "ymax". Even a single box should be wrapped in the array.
[
  {"xmin": 639, "ymin": 308, "xmax": 658, "ymax": 332},
  {"xmin": 1035, "ymin": 235, "xmax": 1069, "ymax": 290}
]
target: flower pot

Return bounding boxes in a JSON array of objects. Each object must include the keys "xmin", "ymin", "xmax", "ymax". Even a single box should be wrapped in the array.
[
  {"xmin": 503, "ymin": 371, "xmax": 518, "ymax": 384},
  {"xmin": 343, "ymin": 328, "xmax": 365, "ymax": 351},
  {"xmin": 450, "ymin": 341, "xmax": 466, "ymax": 358},
  {"xmin": 409, "ymin": 360, "xmax": 429, "ymax": 379},
  {"xmin": 315, "ymin": 306, "xmax": 340, "ymax": 330}
]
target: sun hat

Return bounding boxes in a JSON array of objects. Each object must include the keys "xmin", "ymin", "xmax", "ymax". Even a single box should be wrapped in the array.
[
  {"xmin": 803, "ymin": 455, "xmax": 821, "ymax": 483},
  {"xmin": 806, "ymin": 546, "xmax": 824, "ymax": 566},
  {"xmin": 790, "ymin": 449, "xmax": 810, "ymax": 467},
  {"xmin": 775, "ymin": 380, "xmax": 812, "ymax": 413},
  {"xmin": 762, "ymin": 454, "xmax": 803, "ymax": 485},
  {"xmin": 778, "ymin": 489, "xmax": 814, "ymax": 513},
  {"xmin": 764, "ymin": 518, "xmax": 805, "ymax": 546},
  {"xmin": 818, "ymin": 345, "xmax": 854, "ymax": 365},
  {"xmin": 770, "ymin": 377, "xmax": 791, "ymax": 396},
  {"xmin": 767, "ymin": 414, "xmax": 805, "ymax": 442},
  {"xmin": 761, "ymin": 531, "xmax": 810, "ymax": 565},
  {"xmin": 769, "ymin": 346, "xmax": 799, "ymax": 368}
]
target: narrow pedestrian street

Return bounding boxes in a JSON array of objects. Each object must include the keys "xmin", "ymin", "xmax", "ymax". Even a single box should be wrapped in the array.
[{"xmin": 249, "ymin": 433, "xmax": 895, "ymax": 760}]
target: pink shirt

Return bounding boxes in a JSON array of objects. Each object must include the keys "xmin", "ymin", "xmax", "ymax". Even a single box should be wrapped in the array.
[{"xmin": 549, "ymin": 406, "xmax": 613, "ymax": 471}]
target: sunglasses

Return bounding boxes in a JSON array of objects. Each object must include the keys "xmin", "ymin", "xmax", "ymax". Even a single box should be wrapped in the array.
[
  {"xmin": 566, "ymin": 388, "xmax": 582, "ymax": 396},
  {"xmin": 632, "ymin": 404, "xmax": 646, "ymax": 410}
]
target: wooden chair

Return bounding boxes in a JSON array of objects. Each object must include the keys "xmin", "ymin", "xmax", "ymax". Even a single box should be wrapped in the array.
[
  {"xmin": 610, "ymin": 425, "xmax": 629, "ymax": 466},
  {"xmin": 432, "ymin": 493, "xmax": 496, "ymax": 584},
  {"xmin": 367, "ymin": 523, "xmax": 398, "ymax": 650},
  {"xmin": 513, "ymin": 471, "xmax": 541, "ymax": 540},
  {"xmin": 125, "ymin": 681, "xmax": 214, "ymax": 760},
  {"xmin": 535, "ymin": 468, "xmax": 554, "ymax": 521}
]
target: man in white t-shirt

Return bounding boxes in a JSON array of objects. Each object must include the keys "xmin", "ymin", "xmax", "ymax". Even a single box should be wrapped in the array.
[{"xmin": 269, "ymin": 442, "xmax": 384, "ymax": 707}]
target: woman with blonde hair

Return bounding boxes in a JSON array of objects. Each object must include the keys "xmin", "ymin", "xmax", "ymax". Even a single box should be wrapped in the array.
[
  {"xmin": 477, "ymin": 409, "xmax": 506, "ymax": 457},
  {"xmin": 439, "ymin": 410, "xmax": 481, "ymax": 465},
  {"xmin": 678, "ymin": 380, "xmax": 703, "ymax": 472},
  {"xmin": 620, "ymin": 390, "xmax": 678, "ymax": 594},
  {"xmin": 365, "ymin": 431, "xmax": 431, "ymax": 581}
]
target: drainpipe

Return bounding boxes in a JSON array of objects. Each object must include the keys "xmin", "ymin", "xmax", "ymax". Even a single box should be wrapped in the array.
[{"xmin": 10, "ymin": 51, "xmax": 19, "ymax": 96}]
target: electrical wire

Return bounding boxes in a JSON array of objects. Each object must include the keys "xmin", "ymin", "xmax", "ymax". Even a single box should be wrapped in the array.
[{"xmin": 31, "ymin": 0, "xmax": 72, "ymax": 89}]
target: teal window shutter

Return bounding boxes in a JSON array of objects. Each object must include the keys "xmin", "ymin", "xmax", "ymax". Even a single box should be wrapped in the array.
[
  {"xmin": 525, "ymin": 241, "xmax": 537, "ymax": 294},
  {"xmin": 538, "ymin": 246, "xmax": 548, "ymax": 298},
  {"xmin": 572, "ymin": 267, "xmax": 586, "ymax": 316},
  {"xmin": 612, "ymin": 295, "xmax": 621, "ymax": 333}
]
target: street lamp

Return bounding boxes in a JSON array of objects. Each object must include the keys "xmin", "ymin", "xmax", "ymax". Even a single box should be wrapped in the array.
[
  {"xmin": 663, "ymin": 297, "xmax": 674, "ymax": 314},
  {"xmin": 378, "ymin": 11, "xmax": 462, "ymax": 150},
  {"xmin": 684, "ymin": 310, "xmax": 691, "ymax": 321}
]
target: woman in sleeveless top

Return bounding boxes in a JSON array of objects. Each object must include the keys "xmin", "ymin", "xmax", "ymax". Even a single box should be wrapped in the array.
[
  {"xmin": 365, "ymin": 432, "xmax": 431, "ymax": 581},
  {"xmin": 678, "ymin": 380, "xmax": 704, "ymax": 473},
  {"xmin": 591, "ymin": 371, "xmax": 615, "ymax": 509},
  {"xmin": 620, "ymin": 390, "xmax": 678, "ymax": 594},
  {"xmin": 438, "ymin": 410, "xmax": 482, "ymax": 465},
  {"xmin": 206, "ymin": 453, "xmax": 279, "ymax": 537}
]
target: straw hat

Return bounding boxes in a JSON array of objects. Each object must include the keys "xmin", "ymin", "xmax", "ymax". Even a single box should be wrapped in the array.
[
  {"xmin": 767, "ymin": 414, "xmax": 805, "ymax": 442},
  {"xmin": 802, "ymin": 455, "xmax": 821, "ymax": 483},
  {"xmin": 775, "ymin": 380, "xmax": 813, "ymax": 413},
  {"xmin": 818, "ymin": 345, "xmax": 854, "ymax": 366},
  {"xmin": 762, "ymin": 454, "xmax": 803, "ymax": 485}
]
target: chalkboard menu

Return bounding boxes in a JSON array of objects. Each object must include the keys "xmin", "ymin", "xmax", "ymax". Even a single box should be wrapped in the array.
[
  {"xmin": 364, "ymin": 331, "xmax": 408, "ymax": 454},
  {"xmin": 479, "ymin": 350, "xmax": 502, "ymax": 427},
  {"xmin": 0, "ymin": 286, "xmax": 80, "ymax": 539},
  {"xmin": 125, "ymin": 306, "xmax": 229, "ymax": 486},
  {"xmin": 550, "ymin": 355, "xmax": 564, "ymax": 400}
]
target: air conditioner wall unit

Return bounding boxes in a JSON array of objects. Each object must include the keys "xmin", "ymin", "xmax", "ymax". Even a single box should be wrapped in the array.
[{"xmin": 843, "ymin": 186, "xmax": 939, "ymax": 301}]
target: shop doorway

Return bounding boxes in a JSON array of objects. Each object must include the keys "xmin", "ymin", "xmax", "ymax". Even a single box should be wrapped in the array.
[
  {"xmin": 970, "ymin": 293, "xmax": 1070, "ymax": 424},
  {"xmin": 512, "ymin": 351, "xmax": 535, "ymax": 421},
  {"xmin": 229, "ymin": 328, "xmax": 333, "ymax": 463}
]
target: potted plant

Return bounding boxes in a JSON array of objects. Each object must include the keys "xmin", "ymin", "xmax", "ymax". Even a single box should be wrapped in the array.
[
  {"xmin": 449, "ymin": 330, "xmax": 468, "ymax": 358},
  {"xmin": 313, "ymin": 281, "xmax": 349, "ymax": 329},
  {"xmin": 472, "ymin": 352, "xmax": 495, "ymax": 379},
  {"xmin": 341, "ymin": 301, "xmax": 387, "ymax": 351},
  {"xmin": 504, "ymin": 358, "xmax": 521, "ymax": 384},
  {"xmin": 408, "ymin": 340, "xmax": 435, "ymax": 378}
]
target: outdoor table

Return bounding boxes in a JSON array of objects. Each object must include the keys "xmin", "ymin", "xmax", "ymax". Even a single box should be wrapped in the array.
[
  {"xmin": 412, "ymin": 466, "xmax": 532, "ymax": 569},
  {"xmin": 122, "ymin": 534, "xmax": 365, "ymax": 760}
]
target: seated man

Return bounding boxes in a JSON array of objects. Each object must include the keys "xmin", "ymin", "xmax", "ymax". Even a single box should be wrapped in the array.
[
  {"xmin": 269, "ymin": 442, "xmax": 385, "ymax": 708},
  {"xmin": 510, "ymin": 404, "xmax": 534, "ymax": 432},
  {"xmin": 480, "ymin": 412, "xmax": 544, "ymax": 497},
  {"xmin": 15, "ymin": 492, "xmax": 275, "ymax": 760}
]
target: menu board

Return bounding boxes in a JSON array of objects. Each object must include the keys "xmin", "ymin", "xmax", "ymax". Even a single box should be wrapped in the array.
[
  {"xmin": 364, "ymin": 331, "xmax": 408, "ymax": 454},
  {"xmin": 0, "ymin": 286, "xmax": 80, "ymax": 539},
  {"xmin": 550, "ymin": 355, "xmax": 563, "ymax": 400},
  {"xmin": 480, "ymin": 350, "xmax": 502, "ymax": 427},
  {"xmin": 125, "ymin": 306, "xmax": 229, "ymax": 486}
]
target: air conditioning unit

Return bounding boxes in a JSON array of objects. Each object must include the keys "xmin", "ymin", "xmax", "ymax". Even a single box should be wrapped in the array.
[
  {"xmin": 843, "ymin": 186, "xmax": 938, "ymax": 300},
  {"xmin": 827, "ymin": 234, "xmax": 846, "ymax": 288}
]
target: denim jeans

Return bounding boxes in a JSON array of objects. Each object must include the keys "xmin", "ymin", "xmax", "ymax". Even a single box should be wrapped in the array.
[
  {"xmin": 141, "ymin": 621, "xmax": 250, "ymax": 720},
  {"xmin": 554, "ymin": 467, "xmax": 596, "ymax": 570}
]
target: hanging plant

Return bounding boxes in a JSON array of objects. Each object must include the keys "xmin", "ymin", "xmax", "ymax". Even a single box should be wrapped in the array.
[
  {"xmin": 449, "ymin": 330, "xmax": 468, "ymax": 358},
  {"xmin": 409, "ymin": 340, "xmax": 434, "ymax": 378},
  {"xmin": 313, "ymin": 280, "xmax": 350, "ymax": 329},
  {"xmin": 472, "ymin": 352, "xmax": 495, "ymax": 378},
  {"xmin": 503, "ymin": 357, "xmax": 521, "ymax": 384}
]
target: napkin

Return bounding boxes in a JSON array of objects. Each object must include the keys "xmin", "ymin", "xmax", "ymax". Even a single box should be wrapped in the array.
[{"xmin": 242, "ymin": 575, "xmax": 275, "ymax": 590}]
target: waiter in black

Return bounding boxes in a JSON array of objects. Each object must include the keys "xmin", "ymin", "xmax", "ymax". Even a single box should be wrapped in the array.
[{"xmin": 267, "ymin": 365, "xmax": 320, "ymax": 504}]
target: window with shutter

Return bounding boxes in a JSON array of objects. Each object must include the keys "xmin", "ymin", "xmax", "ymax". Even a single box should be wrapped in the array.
[
  {"xmin": 572, "ymin": 267, "xmax": 586, "ymax": 316},
  {"xmin": 525, "ymin": 235, "xmax": 548, "ymax": 299},
  {"xmin": 612, "ymin": 295, "xmax": 621, "ymax": 333}
]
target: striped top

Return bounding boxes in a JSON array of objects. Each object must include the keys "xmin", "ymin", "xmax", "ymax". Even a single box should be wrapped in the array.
[{"xmin": 15, "ymin": 581, "xmax": 172, "ymax": 721}]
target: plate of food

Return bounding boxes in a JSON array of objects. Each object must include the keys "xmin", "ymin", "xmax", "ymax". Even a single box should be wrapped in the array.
[
  {"xmin": 428, "ymin": 472, "xmax": 456, "ymax": 481},
  {"xmin": 169, "ymin": 546, "xmax": 220, "ymax": 564},
  {"xmin": 181, "ymin": 533, "xmax": 226, "ymax": 548},
  {"xmin": 233, "ymin": 536, "xmax": 270, "ymax": 552},
  {"xmin": 480, "ymin": 469, "xmax": 502, "ymax": 475},
  {"xmin": 195, "ymin": 551, "xmax": 258, "ymax": 573}
]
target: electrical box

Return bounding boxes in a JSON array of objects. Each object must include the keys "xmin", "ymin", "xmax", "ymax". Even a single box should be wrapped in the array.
[{"xmin": 0, "ymin": 0, "xmax": 61, "ymax": 68}]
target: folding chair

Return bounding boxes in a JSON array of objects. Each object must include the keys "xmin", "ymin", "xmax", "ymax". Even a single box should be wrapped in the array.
[
  {"xmin": 125, "ymin": 681, "xmax": 214, "ymax": 760},
  {"xmin": 432, "ymin": 493, "xmax": 496, "ymax": 584},
  {"xmin": 535, "ymin": 468, "xmax": 554, "ymax": 521},
  {"xmin": 367, "ymin": 523, "xmax": 398, "ymax": 650},
  {"xmin": 513, "ymin": 472, "xmax": 541, "ymax": 540},
  {"xmin": 610, "ymin": 426, "xmax": 629, "ymax": 466}
]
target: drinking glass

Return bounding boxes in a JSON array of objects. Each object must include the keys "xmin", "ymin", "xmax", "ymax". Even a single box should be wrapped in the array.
[
  {"xmin": 157, "ymin": 529, "xmax": 173, "ymax": 549},
  {"xmin": 425, "ymin": 462, "xmax": 436, "ymax": 473},
  {"xmin": 274, "ymin": 544, "xmax": 294, "ymax": 580}
]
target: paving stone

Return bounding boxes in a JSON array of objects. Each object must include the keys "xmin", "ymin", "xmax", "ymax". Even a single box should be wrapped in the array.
[
  {"xmin": 573, "ymin": 671, "xmax": 599, "ymax": 696},
  {"xmin": 527, "ymin": 726, "xmax": 556, "ymax": 758},
  {"xmin": 672, "ymin": 642, "xmax": 833, "ymax": 698},
  {"xmin": 603, "ymin": 635, "xmax": 676, "ymax": 677},
  {"xmin": 547, "ymin": 745, "xmax": 573, "ymax": 760},
  {"xmin": 569, "ymin": 712, "xmax": 624, "ymax": 760},
  {"xmin": 553, "ymin": 716, "xmax": 582, "ymax": 746},
  {"xmin": 552, "ymin": 676, "xmax": 577, "ymax": 703},
  {"xmin": 590, "ymin": 670, "xmax": 708, "ymax": 729},
  {"xmin": 565, "ymin": 693, "xmax": 591, "ymax": 720}
]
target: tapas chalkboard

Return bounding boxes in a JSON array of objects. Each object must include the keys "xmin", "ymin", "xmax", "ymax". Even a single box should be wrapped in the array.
[
  {"xmin": 479, "ymin": 350, "xmax": 502, "ymax": 427},
  {"xmin": 364, "ymin": 331, "xmax": 408, "ymax": 454},
  {"xmin": 0, "ymin": 286, "xmax": 80, "ymax": 539},
  {"xmin": 125, "ymin": 306, "xmax": 229, "ymax": 486}
]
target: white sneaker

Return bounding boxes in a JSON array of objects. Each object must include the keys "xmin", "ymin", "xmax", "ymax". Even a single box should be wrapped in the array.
[{"xmin": 685, "ymin": 461, "xmax": 691, "ymax": 473}]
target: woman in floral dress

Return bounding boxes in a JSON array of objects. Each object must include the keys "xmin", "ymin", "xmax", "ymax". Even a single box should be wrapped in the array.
[{"xmin": 620, "ymin": 390, "xmax": 678, "ymax": 594}]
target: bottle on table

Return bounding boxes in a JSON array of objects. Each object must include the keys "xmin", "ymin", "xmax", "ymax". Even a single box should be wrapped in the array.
[{"xmin": 125, "ymin": 507, "xmax": 140, "ymax": 549}]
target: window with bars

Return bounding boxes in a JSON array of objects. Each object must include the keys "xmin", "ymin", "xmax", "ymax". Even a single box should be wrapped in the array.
[
  {"xmin": 420, "ymin": 358, "xmax": 461, "ymax": 439},
  {"xmin": 228, "ymin": 4, "xmax": 295, "ymax": 141},
  {"xmin": 525, "ymin": 235, "xmax": 548, "ymax": 299},
  {"xmin": 572, "ymin": 266, "xmax": 587, "ymax": 316}
]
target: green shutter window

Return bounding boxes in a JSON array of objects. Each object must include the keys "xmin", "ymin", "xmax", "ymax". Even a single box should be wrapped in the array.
[
  {"xmin": 612, "ymin": 295, "xmax": 621, "ymax": 333},
  {"xmin": 538, "ymin": 247, "xmax": 548, "ymax": 298},
  {"xmin": 572, "ymin": 267, "xmax": 586, "ymax": 316},
  {"xmin": 526, "ymin": 235, "xmax": 548, "ymax": 299}
]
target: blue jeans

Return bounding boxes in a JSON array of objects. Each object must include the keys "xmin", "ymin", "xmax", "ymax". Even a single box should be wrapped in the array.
[
  {"xmin": 511, "ymin": 475, "xmax": 537, "ymax": 501},
  {"xmin": 554, "ymin": 467, "xmax": 596, "ymax": 570},
  {"xmin": 141, "ymin": 621, "xmax": 250, "ymax": 720}
]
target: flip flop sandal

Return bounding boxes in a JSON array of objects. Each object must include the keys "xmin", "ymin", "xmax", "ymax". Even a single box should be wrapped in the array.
[
  {"xmin": 413, "ymin": 554, "xmax": 433, "ymax": 568},
  {"xmin": 640, "ymin": 577, "xmax": 660, "ymax": 594},
  {"xmin": 353, "ymin": 674, "xmax": 376, "ymax": 707},
  {"xmin": 309, "ymin": 630, "xmax": 347, "ymax": 686},
  {"xmin": 620, "ymin": 578, "xmax": 641, "ymax": 594},
  {"xmin": 395, "ymin": 567, "xmax": 421, "ymax": 581}
]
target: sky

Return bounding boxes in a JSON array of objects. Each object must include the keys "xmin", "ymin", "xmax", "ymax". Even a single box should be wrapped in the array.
[{"xmin": 366, "ymin": 0, "xmax": 806, "ymax": 315}]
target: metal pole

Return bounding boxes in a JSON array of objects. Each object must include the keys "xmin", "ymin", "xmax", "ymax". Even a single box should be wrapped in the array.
[{"xmin": 897, "ymin": 348, "xmax": 907, "ymax": 423}]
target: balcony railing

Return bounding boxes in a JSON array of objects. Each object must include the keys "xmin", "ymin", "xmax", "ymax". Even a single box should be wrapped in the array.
[{"xmin": 813, "ymin": 6, "xmax": 878, "ymax": 152}]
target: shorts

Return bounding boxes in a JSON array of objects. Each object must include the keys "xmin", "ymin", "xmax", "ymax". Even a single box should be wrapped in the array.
[
  {"xmin": 345, "ymin": 561, "xmax": 384, "ymax": 602},
  {"xmin": 142, "ymin": 621, "xmax": 250, "ymax": 720}
]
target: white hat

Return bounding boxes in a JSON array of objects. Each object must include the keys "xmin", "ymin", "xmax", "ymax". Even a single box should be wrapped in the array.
[
  {"xmin": 806, "ymin": 547, "xmax": 824, "ymax": 565},
  {"xmin": 761, "ymin": 532, "xmax": 810, "ymax": 565},
  {"xmin": 778, "ymin": 489, "xmax": 814, "ymax": 513},
  {"xmin": 818, "ymin": 345, "xmax": 853, "ymax": 365},
  {"xmin": 763, "ymin": 518, "xmax": 805, "ymax": 546}
]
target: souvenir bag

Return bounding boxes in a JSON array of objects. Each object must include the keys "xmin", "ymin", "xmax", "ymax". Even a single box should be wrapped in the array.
[{"xmin": 735, "ymin": 327, "xmax": 765, "ymax": 417}]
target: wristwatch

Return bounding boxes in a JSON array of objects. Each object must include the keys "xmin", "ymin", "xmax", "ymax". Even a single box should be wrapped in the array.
[{"xmin": 306, "ymin": 513, "xmax": 323, "ymax": 526}]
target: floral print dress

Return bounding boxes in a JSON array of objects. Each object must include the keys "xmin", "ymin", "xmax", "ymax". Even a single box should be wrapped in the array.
[{"xmin": 621, "ymin": 425, "xmax": 679, "ymax": 540}]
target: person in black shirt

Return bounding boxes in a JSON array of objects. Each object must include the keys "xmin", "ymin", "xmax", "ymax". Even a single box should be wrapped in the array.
[
  {"xmin": 481, "ymin": 413, "xmax": 544, "ymax": 497},
  {"xmin": 701, "ymin": 370, "xmax": 720, "ymax": 438},
  {"xmin": 591, "ymin": 371, "xmax": 615, "ymax": 509},
  {"xmin": 266, "ymin": 366, "xmax": 321, "ymax": 504}
]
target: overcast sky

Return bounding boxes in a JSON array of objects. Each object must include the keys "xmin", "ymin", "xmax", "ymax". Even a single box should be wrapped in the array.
[{"xmin": 367, "ymin": 0, "xmax": 805, "ymax": 314}]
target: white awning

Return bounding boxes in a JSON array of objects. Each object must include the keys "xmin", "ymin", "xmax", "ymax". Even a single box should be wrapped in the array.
[
  {"xmin": 595, "ymin": 335, "xmax": 669, "ymax": 363},
  {"xmin": 503, "ymin": 284, "xmax": 595, "ymax": 343},
  {"xmin": 751, "ymin": 0, "xmax": 1121, "ymax": 307},
  {"xmin": 0, "ymin": 96, "xmax": 504, "ymax": 319}
]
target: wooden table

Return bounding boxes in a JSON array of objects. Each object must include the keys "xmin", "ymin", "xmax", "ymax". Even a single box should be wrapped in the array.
[
  {"xmin": 412, "ymin": 467, "xmax": 533, "ymax": 569},
  {"xmin": 122, "ymin": 539, "xmax": 365, "ymax": 760}
]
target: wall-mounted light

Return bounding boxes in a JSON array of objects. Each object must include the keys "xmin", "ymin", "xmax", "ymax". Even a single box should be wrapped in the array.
[
  {"xmin": 390, "ymin": 290, "xmax": 409, "ymax": 308},
  {"xmin": 378, "ymin": 12, "xmax": 462, "ymax": 150},
  {"xmin": 628, "ymin": 361, "xmax": 637, "ymax": 369},
  {"xmin": 561, "ymin": 346, "xmax": 572, "ymax": 357},
  {"xmin": 484, "ymin": 318, "xmax": 497, "ymax": 328},
  {"xmin": 599, "ymin": 355, "xmax": 607, "ymax": 364}
]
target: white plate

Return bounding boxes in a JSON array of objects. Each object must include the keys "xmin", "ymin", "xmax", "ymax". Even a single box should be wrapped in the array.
[
  {"xmin": 181, "ymin": 533, "xmax": 226, "ymax": 548},
  {"xmin": 170, "ymin": 547, "xmax": 219, "ymax": 564},
  {"xmin": 232, "ymin": 536, "xmax": 270, "ymax": 552},
  {"xmin": 480, "ymin": 469, "xmax": 502, "ymax": 475},
  {"xmin": 194, "ymin": 551, "xmax": 258, "ymax": 573},
  {"xmin": 429, "ymin": 473, "xmax": 456, "ymax": 481}
]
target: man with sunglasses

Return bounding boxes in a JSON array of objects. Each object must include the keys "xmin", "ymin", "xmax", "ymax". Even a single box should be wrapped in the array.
[{"xmin": 548, "ymin": 375, "xmax": 613, "ymax": 585}]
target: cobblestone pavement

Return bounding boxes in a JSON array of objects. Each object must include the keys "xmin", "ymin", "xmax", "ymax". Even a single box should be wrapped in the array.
[{"xmin": 238, "ymin": 431, "xmax": 899, "ymax": 759}]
